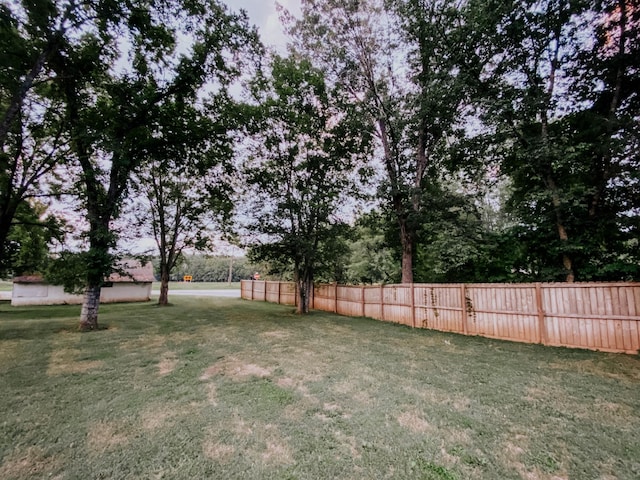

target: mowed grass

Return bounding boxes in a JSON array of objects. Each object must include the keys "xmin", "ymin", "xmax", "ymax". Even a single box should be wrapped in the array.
[
  {"xmin": 0, "ymin": 280, "xmax": 11, "ymax": 292},
  {"xmin": 153, "ymin": 281, "xmax": 241, "ymax": 290},
  {"xmin": 0, "ymin": 298, "xmax": 639, "ymax": 479}
]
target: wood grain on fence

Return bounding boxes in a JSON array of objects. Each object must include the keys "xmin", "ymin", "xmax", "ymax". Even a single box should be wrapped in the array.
[{"xmin": 240, "ymin": 280, "xmax": 640, "ymax": 354}]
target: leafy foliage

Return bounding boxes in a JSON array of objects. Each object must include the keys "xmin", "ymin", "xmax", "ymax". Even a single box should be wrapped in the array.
[{"xmin": 244, "ymin": 55, "xmax": 372, "ymax": 311}]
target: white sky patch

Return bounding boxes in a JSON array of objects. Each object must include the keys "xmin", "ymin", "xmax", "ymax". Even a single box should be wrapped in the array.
[{"xmin": 223, "ymin": 0, "xmax": 301, "ymax": 53}]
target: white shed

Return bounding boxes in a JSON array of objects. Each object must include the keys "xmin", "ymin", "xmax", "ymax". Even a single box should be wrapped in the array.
[{"xmin": 11, "ymin": 260, "xmax": 154, "ymax": 306}]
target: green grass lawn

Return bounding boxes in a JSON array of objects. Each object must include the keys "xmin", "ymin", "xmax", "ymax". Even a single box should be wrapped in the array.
[
  {"xmin": 1, "ymin": 298, "xmax": 639, "ymax": 479},
  {"xmin": 0, "ymin": 280, "xmax": 11, "ymax": 292},
  {"xmin": 153, "ymin": 281, "xmax": 241, "ymax": 290}
]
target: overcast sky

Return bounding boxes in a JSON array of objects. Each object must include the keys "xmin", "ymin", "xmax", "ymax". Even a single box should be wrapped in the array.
[{"xmin": 222, "ymin": 0, "xmax": 301, "ymax": 53}]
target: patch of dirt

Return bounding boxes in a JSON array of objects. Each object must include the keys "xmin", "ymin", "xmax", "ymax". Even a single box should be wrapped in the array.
[
  {"xmin": 141, "ymin": 406, "xmax": 178, "ymax": 431},
  {"xmin": 260, "ymin": 330, "xmax": 291, "ymax": 340},
  {"xmin": 158, "ymin": 352, "xmax": 178, "ymax": 376},
  {"xmin": 205, "ymin": 383, "xmax": 218, "ymax": 405},
  {"xmin": 47, "ymin": 348, "xmax": 103, "ymax": 376},
  {"xmin": 87, "ymin": 420, "xmax": 129, "ymax": 452},
  {"xmin": 200, "ymin": 357, "xmax": 272, "ymax": 381},
  {"xmin": 0, "ymin": 446, "xmax": 60, "ymax": 479},
  {"xmin": 397, "ymin": 410, "xmax": 434, "ymax": 433},
  {"xmin": 203, "ymin": 441, "xmax": 235, "ymax": 463}
]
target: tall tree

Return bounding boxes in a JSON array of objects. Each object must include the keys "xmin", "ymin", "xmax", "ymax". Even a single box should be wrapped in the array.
[
  {"xmin": 286, "ymin": 0, "xmax": 478, "ymax": 283},
  {"xmin": 37, "ymin": 0, "xmax": 260, "ymax": 329},
  {"xmin": 459, "ymin": 0, "xmax": 639, "ymax": 281},
  {"xmin": 0, "ymin": 3, "xmax": 69, "ymax": 264},
  {"xmin": 133, "ymin": 98, "xmax": 237, "ymax": 305},
  {"xmin": 244, "ymin": 56, "xmax": 371, "ymax": 313}
]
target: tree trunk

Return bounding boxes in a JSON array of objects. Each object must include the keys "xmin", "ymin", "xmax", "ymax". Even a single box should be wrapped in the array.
[
  {"xmin": 158, "ymin": 268, "xmax": 170, "ymax": 306},
  {"xmin": 227, "ymin": 257, "xmax": 233, "ymax": 284},
  {"xmin": 295, "ymin": 270, "xmax": 313, "ymax": 314},
  {"xmin": 399, "ymin": 217, "xmax": 414, "ymax": 284},
  {"xmin": 546, "ymin": 174, "xmax": 574, "ymax": 282},
  {"xmin": 79, "ymin": 284, "xmax": 101, "ymax": 331}
]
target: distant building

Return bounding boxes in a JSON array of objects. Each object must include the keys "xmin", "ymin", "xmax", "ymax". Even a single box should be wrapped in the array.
[{"xmin": 11, "ymin": 260, "xmax": 154, "ymax": 306}]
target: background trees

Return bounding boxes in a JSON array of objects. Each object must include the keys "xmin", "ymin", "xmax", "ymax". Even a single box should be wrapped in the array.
[
  {"xmin": 2, "ymin": 0, "xmax": 637, "ymax": 319},
  {"xmin": 459, "ymin": 0, "xmax": 640, "ymax": 282}
]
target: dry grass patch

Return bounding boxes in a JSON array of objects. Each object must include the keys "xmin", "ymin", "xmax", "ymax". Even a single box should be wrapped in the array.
[
  {"xmin": 119, "ymin": 334, "xmax": 166, "ymax": 352},
  {"xmin": 203, "ymin": 440, "xmax": 235, "ymax": 463},
  {"xmin": 140, "ymin": 405, "xmax": 179, "ymax": 431},
  {"xmin": 548, "ymin": 359, "xmax": 640, "ymax": 381},
  {"xmin": 47, "ymin": 348, "xmax": 103, "ymax": 375},
  {"xmin": 258, "ymin": 425, "xmax": 294, "ymax": 466},
  {"xmin": 333, "ymin": 431, "xmax": 361, "ymax": 460},
  {"xmin": 200, "ymin": 357, "xmax": 272, "ymax": 381},
  {"xmin": 157, "ymin": 351, "xmax": 178, "ymax": 376},
  {"xmin": 87, "ymin": 420, "xmax": 130, "ymax": 453},
  {"xmin": 0, "ymin": 339, "xmax": 21, "ymax": 366},
  {"xmin": 204, "ymin": 382, "xmax": 218, "ymax": 405},
  {"xmin": 0, "ymin": 446, "xmax": 61, "ymax": 479},
  {"xmin": 260, "ymin": 330, "xmax": 291, "ymax": 340},
  {"xmin": 397, "ymin": 409, "xmax": 434, "ymax": 434}
]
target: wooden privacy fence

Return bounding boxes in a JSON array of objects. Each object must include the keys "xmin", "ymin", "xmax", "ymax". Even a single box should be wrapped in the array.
[{"xmin": 240, "ymin": 280, "xmax": 640, "ymax": 354}]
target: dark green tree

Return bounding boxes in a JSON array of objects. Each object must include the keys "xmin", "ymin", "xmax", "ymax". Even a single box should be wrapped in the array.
[
  {"xmin": 0, "ymin": 3, "xmax": 69, "ymax": 266},
  {"xmin": 458, "ymin": 0, "xmax": 640, "ymax": 281},
  {"xmin": 31, "ymin": 0, "xmax": 261, "ymax": 329},
  {"xmin": 1, "ymin": 200, "xmax": 61, "ymax": 276},
  {"xmin": 244, "ymin": 55, "xmax": 371, "ymax": 313},
  {"xmin": 344, "ymin": 212, "xmax": 399, "ymax": 285}
]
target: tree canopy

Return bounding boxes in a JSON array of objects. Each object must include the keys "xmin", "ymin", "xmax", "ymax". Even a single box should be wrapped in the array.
[{"xmin": 2, "ymin": 0, "xmax": 637, "ymax": 322}]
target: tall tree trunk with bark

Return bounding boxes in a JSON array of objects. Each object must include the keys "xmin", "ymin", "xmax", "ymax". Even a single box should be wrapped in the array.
[
  {"xmin": 295, "ymin": 267, "xmax": 314, "ymax": 314},
  {"xmin": 158, "ymin": 266, "xmax": 170, "ymax": 306},
  {"xmin": 79, "ymin": 284, "xmax": 101, "ymax": 330}
]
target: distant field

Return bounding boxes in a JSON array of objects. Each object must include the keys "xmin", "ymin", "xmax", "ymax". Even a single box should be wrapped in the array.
[
  {"xmin": 0, "ymin": 281, "xmax": 11, "ymax": 292},
  {"xmin": 153, "ymin": 281, "xmax": 241, "ymax": 290}
]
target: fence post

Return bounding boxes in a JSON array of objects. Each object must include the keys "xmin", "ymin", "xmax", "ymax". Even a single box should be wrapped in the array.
[
  {"xmin": 361, "ymin": 285, "xmax": 365, "ymax": 318},
  {"xmin": 461, "ymin": 284, "xmax": 468, "ymax": 335},
  {"xmin": 277, "ymin": 281, "xmax": 281, "ymax": 305},
  {"xmin": 251, "ymin": 280, "xmax": 254, "ymax": 300},
  {"xmin": 334, "ymin": 282, "xmax": 338, "ymax": 313},
  {"xmin": 536, "ymin": 283, "xmax": 546, "ymax": 345},
  {"xmin": 380, "ymin": 284, "xmax": 385, "ymax": 321}
]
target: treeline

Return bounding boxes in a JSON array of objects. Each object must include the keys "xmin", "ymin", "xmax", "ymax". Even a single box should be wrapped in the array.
[
  {"xmin": 153, "ymin": 256, "xmax": 257, "ymax": 283},
  {"xmin": 243, "ymin": 0, "xmax": 639, "ymax": 312},
  {"xmin": 1, "ymin": 0, "xmax": 638, "ymax": 322}
]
